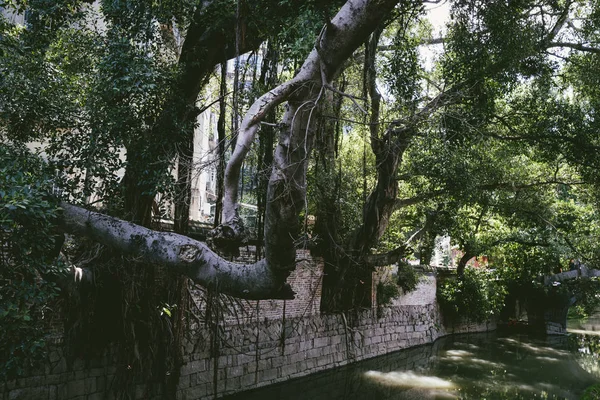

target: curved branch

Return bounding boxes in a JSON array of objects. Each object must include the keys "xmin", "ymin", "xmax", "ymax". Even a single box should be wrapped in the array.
[
  {"xmin": 222, "ymin": 78, "xmax": 301, "ymax": 227},
  {"xmin": 547, "ymin": 41, "xmax": 600, "ymax": 54},
  {"xmin": 220, "ymin": 0, "xmax": 404, "ymax": 260},
  {"xmin": 61, "ymin": 203, "xmax": 294, "ymax": 300}
]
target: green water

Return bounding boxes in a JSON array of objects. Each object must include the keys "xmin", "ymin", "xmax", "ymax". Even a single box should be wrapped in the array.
[{"xmin": 223, "ymin": 327, "xmax": 600, "ymax": 400}]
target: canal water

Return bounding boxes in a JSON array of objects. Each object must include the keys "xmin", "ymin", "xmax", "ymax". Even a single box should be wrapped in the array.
[{"xmin": 223, "ymin": 324, "xmax": 600, "ymax": 399}]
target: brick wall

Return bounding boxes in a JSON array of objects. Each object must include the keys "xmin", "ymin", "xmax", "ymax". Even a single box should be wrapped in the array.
[{"xmin": 0, "ymin": 253, "xmax": 494, "ymax": 400}]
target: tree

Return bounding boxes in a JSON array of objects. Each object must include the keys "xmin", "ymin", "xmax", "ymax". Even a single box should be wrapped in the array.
[
  {"xmin": 2, "ymin": 0, "xmax": 404, "ymax": 300},
  {"xmin": 4, "ymin": 0, "xmax": 600, "ymax": 314}
]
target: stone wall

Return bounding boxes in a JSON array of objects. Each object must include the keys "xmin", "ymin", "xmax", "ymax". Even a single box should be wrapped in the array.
[
  {"xmin": 176, "ymin": 304, "xmax": 494, "ymax": 400},
  {"xmin": 0, "ymin": 253, "xmax": 494, "ymax": 400},
  {"xmin": 188, "ymin": 250, "xmax": 323, "ymax": 325}
]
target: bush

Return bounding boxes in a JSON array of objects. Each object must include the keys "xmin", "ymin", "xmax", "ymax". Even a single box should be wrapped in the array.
[
  {"xmin": 0, "ymin": 144, "xmax": 67, "ymax": 378},
  {"xmin": 376, "ymin": 280, "xmax": 400, "ymax": 307},
  {"xmin": 437, "ymin": 267, "xmax": 507, "ymax": 323},
  {"xmin": 396, "ymin": 263, "xmax": 420, "ymax": 293},
  {"xmin": 581, "ymin": 383, "xmax": 600, "ymax": 400}
]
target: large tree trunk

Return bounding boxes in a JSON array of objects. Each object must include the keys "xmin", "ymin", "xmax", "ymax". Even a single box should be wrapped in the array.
[
  {"xmin": 221, "ymin": 0, "xmax": 403, "ymax": 269},
  {"xmin": 173, "ymin": 126, "xmax": 194, "ymax": 235},
  {"xmin": 213, "ymin": 62, "xmax": 228, "ymax": 228},
  {"xmin": 121, "ymin": 1, "xmax": 265, "ymax": 226},
  {"xmin": 67, "ymin": 0, "xmax": 403, "ymax": 300},
  {"xmin": 256, "ymin": 41, "xmax": 279, "ymax": 259},
  {"xmin": 349, "ymin": 29, "xmax": 412, "ymax": 255}
]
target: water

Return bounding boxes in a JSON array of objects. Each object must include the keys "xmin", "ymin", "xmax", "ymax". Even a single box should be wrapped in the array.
[{"xmin": 223, "ymin": 328, "xmax": 600, "ymax": 400}]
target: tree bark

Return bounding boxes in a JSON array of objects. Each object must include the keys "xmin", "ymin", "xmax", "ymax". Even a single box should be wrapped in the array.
[
  {"xmin": 456, "ymin": 250, "xmax": 474, "ymax": 276},
  {"xmin": 173, "ymin": 125, "xmax": 194, "ymax": 235},
  {"xmin": 221, "ymin": 0, "xmax": 403, "ymax": 266},
  {"xmin": 213, "ymin": 62, "xmax": 228, "ymax": 228},
  {"xmin": 61, "ymin": 203, "xmax": 294, "ymax": 300},
  {"xmin": 349, "ymin": 28, "xmax": 412, "ymax": 255}
]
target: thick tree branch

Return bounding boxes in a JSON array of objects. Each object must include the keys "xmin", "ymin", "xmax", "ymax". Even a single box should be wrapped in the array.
[
  {"xmin": 222, "ymin": 78, "xmax": 301, "ymax": 228},
  {"xmin": 61, "ymin": 203, "xmax": 294, "ymax": 300},
  {"xmin": 364, "ymin": 244, "xmax": 411, "ymax": 267},
  {"xmin": 220, "ymin": 0, "xmax": 403, "ymax": 271},
  {"xmin": 547, "ymin": 41, "xmax": 600, "ymax": 54}
]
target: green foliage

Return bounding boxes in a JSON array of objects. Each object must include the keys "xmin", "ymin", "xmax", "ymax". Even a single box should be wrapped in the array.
[
  {"xmin": 396, "ymin": 263, "xmax": 420, "ymax": 293},
  {"xmin": 565, "ymin": 277, "xmax": 600, "ymax": 317},
  {"xmin": 0, "ymin": 143, "xmax": 67, "ymax": 379},
  {"xmin": 438, "ymin": 267, "xmax": 507, "ymax": 323},
  {"xmin": 581, "ymin": 383, "xmax": 600, "ymax": 400},
  {"xmin": 376, "ymin": 280, "xmax": 400, "ymax": 308}
]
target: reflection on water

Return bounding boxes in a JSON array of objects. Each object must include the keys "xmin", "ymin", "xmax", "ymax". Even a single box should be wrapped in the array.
[
  {"xmin": 363, "ymin": 371, "xmax": 455, "ymax": 389},
  {"xmin": 223, "ymin": 329, "xmax": 600, "ymax": 400}
]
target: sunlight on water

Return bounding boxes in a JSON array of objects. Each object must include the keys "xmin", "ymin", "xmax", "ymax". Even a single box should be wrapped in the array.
[
  {"xmin": 535, "ymin": 356, "xmax": 560, "ymax": 362},
  {"xmin": 521, "ymin": 343, "xmax": 569, "ymax": 357},
  {"xmin": 225, "ymin": 330, "xmax": 599, "ymax": 400},
  {"xmin": 499, "ymin": 337, "xmax": 569, "ymax": 357},
  {"xmin": 569, "ymin": 328, "xmax": 600, "ymax": 336},
  {"xmin": 364, "ymin": 370, "xmax": 456, "ymax": 389},
  {"xmin": 445, "ymin": 350, "xmax": 473, "ymax": 357},
  {"xmin": 453, "ymin": 342, "xmax": 481, "ymax": 350}
]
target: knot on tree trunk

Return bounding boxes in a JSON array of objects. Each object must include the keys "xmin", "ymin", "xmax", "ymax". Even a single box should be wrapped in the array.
[{"xmin": 208, "ymin": 215, "xmax": 247, "ymax": 256}]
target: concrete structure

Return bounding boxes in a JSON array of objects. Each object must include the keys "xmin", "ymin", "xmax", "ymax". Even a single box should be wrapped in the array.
[
  {"xmin": 188, "ymin": 108, "xmax": 218, "ymax": 223},
  {"xmin": 529, "ymin": 266, "xmax": 600, "ymax": 335}
]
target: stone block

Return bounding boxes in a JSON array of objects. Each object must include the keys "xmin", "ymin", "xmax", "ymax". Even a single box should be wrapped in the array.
[
  {"xmin": 227, "ymin": 365, "xmax": 244, "ymax": 378},
  {"xmin": 306, "ymin": 348, "xmax": 321, "ymax": 359},
  {"xmin": 316, "ymin": 355, "xmax": 333, "ymax": 367},
  {"xmin": 270, "ymin": 356, "xmax": 286, "ymax": 368},
  {"xmin": 240, "ymin": 373, "xmax": 257, "ymax": 388},
  {"xmin": 288, "ymin": 352, "xmax": 304, "ymax": 364},
  {"xmin": 67, "ymin": 380, "xmax": 86, "ymax": 398},
  {"xmin": 243, "ymin": 363, "xmax": 257, "ymax": 375},
  {"xmin": 87, "ymin": 392, "xmax": 105, "ymax": 400},
  {"xmin": 180, "ymin": 360, "xmax": 206, "ymax": 376},
  {"xmin": 259, "ymin": 368, "xmax": 278, "ymax": 382},
  {"xmin": 84, "ymin": 377, "xmax": 97, "ymax": 393},
  {"xmin": 257, "ymin": 359, "xmax": 270, "ymax": 371},
  {"xmin": 313, "ymin": 337, "xmax": 329, "ymax": 348},
  {"xmin": 280, "ymin": 363, "xmax": 298, "ymax": 378},
  {"xmin": 9, "ymin": 387, "xmax": 46, "ymax": 400},
  {"xmin": 184, "ymin": 384, "xmax": 206, "ymax": 400}
]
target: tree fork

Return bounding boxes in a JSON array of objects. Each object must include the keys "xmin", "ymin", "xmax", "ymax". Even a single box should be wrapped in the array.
[{"xmin": 221, "ymin": 0, "xmax": 405, "ymax": 266}]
